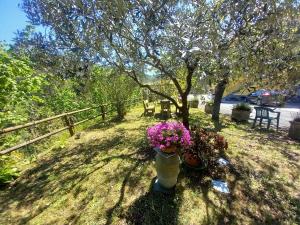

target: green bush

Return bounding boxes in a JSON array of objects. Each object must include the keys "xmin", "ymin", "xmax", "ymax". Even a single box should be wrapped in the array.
[
  {"xmin": 190, "ymin": 127, "xmax": 228, "ymax": 160},
  {"xmin": 233, "ymin": 103, "xmax": 251, "ymax": 111},
  {"xmin": 0, "ymin": 156, "xmax": 19, "ymax": 185},
  {"xmin": 291, "ymin": 112, "xmax": 300, "ymax": 122},
  {"xmin": 189, "ymin": 98, "xmax": 199, "ymax": 108},
  {"xmin": 0, "ymin": 167, "xmax": 19, "ymax": 185},
  {"xmin": 88, "ymin": 67, "xmax": 140, "ymax": 120},
  {"xmin": 206, "ymin": 100, "xmax": 214, "ymax": 106}
]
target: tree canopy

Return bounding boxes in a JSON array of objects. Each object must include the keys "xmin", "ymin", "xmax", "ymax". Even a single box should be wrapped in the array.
[{"xmin": 21, "ymin": 0, "xmax": 300, "ymax": 127}]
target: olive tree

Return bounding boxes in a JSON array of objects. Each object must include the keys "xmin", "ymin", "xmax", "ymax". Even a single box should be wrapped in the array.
[
  {"xmin": 202, "ymin": 1, "xmax": 299, "ymax": 122},
  {"xmin": 22, "ymin": 0, "xmax": 299, "ymax": 128}
]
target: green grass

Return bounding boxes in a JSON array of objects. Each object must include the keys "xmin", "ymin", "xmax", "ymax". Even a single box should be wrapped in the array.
[{"xmin": 0, "ymin": 106, "xmax": 299, "ymax": 225}]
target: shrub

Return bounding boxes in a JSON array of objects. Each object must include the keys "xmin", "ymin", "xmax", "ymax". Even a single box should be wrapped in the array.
[
  {"xmin": 291, "ymin": 112, "xmax": 300, "ymax": 122},
  {"xmin": 189, "ymin": 97, "xmax": 199, "ymax": 108},
  {"xmin": 294, "ymin": 117, "xmax": 300, "ymax": 122},
  {"xmin": 189, "ymin": 97, "xmax": 199, "ymax": 102},
  {"xmin": 233, "ymin": 102, "xmax": 251, "ymax": 111},
  {"xmin": 147, "ymin": 122, "xmax": 192, "ymax": 153},
  {"xmin": 206, "ymin": 100, "xmax": 214, "ymax": 106},
  {"xmin": 0, "ymin": 167, "xmax": 19, "ymax": 185},
  {"xmin": 0, "ymin": 156, "xmax": 19, "ymax": 186},
  {"xmin": 184, "ymin": 127, "xmax": 228, "ymax": 168}
]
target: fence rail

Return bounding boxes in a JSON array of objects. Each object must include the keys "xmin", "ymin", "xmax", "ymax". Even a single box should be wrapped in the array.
[{"xmin": 0, "ymin": 99, "xmax": 139, "ymax": 155}]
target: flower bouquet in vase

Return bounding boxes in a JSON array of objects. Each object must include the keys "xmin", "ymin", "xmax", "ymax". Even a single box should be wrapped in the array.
[{"xmin": 147, "ymin": 122, "xmax": 191, "ymax": 189}]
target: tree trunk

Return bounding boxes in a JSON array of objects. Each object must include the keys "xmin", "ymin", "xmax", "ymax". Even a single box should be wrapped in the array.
[
  {"xmin": 116, "ymin": 100, "xmax": 126, "ymax": 120},
  {"xmin": 181, "ymin": 95, "xmax": 190, "ymax": 129},
  {"xmin": 212, "ymin": 78, "xmax": 228, "ymax": 123}
]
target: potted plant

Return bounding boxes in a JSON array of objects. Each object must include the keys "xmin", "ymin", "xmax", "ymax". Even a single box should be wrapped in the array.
[
  {"xmin": 183, "ymin": 128, "xmax": 228, "ymax": 170},
  {"xmin": 147, "ymin": 122, "xmax": 191, "ymax": 189},
  {"xmin": 289, "ymin": 113, "xmax": 300, "ymax": 141},
  {"xmin": 231, "ymin": 103, "xmax": 252, "ymax": 122},
  {"xmin": 204, "ymin": 101, "xmax": 214, "ymax": 114}
]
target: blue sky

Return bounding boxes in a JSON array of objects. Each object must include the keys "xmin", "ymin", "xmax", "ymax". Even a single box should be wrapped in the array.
[{"xmin": 0, "ymin": 0, "xmax": 29, "ymax": 44}]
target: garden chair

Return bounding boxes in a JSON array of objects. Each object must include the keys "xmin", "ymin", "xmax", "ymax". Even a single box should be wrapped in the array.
[
  {"xmin": 160, "ymin": 100, "xmax": 171, "ymax": 119},
  {"xmin": 143, "ymin": 100, "xmax": 155, "ymax": 116},
  {"xmin": 252, "ymin": 107, "xmax": 280, "ymax": 131}
]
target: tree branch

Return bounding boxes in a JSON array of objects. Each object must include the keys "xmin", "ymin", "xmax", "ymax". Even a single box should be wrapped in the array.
[{"xmin": 126, "ymin": 70, "xmax": 180, "ymax": 109}]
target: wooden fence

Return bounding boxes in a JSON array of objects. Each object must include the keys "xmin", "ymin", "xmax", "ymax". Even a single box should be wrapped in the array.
[{"xmin": 0, "ymin": 99, "xmax": 139, "ymax": 155}]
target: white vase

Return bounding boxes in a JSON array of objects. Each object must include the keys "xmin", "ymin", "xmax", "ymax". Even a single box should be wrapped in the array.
[{"xmin": 155, "ymin": 151, "xmax": 180, "ymax": 189}]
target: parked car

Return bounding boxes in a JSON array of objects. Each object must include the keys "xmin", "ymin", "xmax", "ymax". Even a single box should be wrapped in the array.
[
  {"xmin": 222, "ymin": 93, "xmax": 248, "ymax": 102},
  {"xmin": 246, "ymin": 89, "xmax": 284, "ymax": 106},
  {"xmin": 287, "ymin": 95, "xmax": 300, "ymax": 103},
  {"xmin": 247, "ymin": 89, "xmax": 268, "ymax": 105}
]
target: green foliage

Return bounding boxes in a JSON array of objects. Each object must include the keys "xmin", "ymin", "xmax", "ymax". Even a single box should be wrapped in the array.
[
  {"xmin": 0, "ymin": 156, "xmax": 19, "ymax": 185},
  {"xmin": 1, "ymin": 108, "xmax": 299, "ymax": 224},
  {"xmin": 233, "ymin": 103, "xmax": 252, "ymax": 112},
  {"xmin": 87, "ymin": 67, "xmax": 140, "ymax": 119},
  {"xmin": 184, "ymin": 127, "xmax": 228, "ymax": 169},
  {"xmin": 291, "ymin": 112, "xmax": 300, "ymax": 122},
  {"xmin": 0, "ymin": 46, "xmax": 142, "ymax": 186},
  {"xmin": 45, "ymin": 78, "xmax": 81, "ymax": 113},
  {"xmin": 0, "ymin": 46, "xmax": 47, "ymax": 127},
  {"xmin": 0, "ymin": 46, "xmax": 51, "ymax": 162},
  {"xmin": 0, "ymin": 166, "xmax": 19, "ymax": 185},
  {"xmin": 0, "ymin": 45, "xmax": 141, "ymax": 146},
  {"xmin": 206, "ymin": 100, "xmax": 214, "ymax": 106}
]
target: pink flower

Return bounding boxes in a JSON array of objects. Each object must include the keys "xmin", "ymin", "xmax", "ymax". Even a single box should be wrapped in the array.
[{"xmin": 147, "ymin": 122, "xmax": 191, "ymax": 151}]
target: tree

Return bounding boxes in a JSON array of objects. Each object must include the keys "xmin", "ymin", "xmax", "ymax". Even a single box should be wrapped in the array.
[
  {"xmin": 12, "ymin": 25, "xmax": 93, "ymax": 81},
  {"xmin": 86, "ymin": 67, "xmax": 140, "ymax": 120},
  {"xmin": 0, "ymin": 45, "xmax": 46, "ymax": 127},
  {"xmin": 22, "ymin": 0, "xmax": 208, "ymax": 128},
  {"xmin": 239, "ymin": 7, "xmax": 300, "ymax": 91},
  {"xmin": 202, "ymin": 1, "xmax": 300, "ymax": 123},
  {"xmin": 22, "ymin": 0, "xmax": 300, "ymax": 128}
]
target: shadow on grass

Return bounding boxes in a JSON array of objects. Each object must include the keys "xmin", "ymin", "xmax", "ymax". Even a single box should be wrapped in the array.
[
  {"xmin": 229, "ymin": 158, "xmax": 299, "ymax": 224},
  {"xmin": 231, "ymin": 141, "xmax": 298, "ymax": 223},
  {"xmin": 183, "ymin": 111, "xmax": 300, "ymax": 224},
  {"xmin": 1, "ymin": 109, "xmax": 299, "ymax": 224},
  {"xmin": 231, "ymin": 121, "xmax": 300, "ymax": 164},
  {"xmin": 104, "ymin": 144, "xmax": 155, "ymax": 225},
  {"xmin": 181, "ymin": 157, "xmax": 300, "ymax": 224},
  {"xmin": 225, "ymin": 125, "xmax": 300, "ymax": 224},
  {"xmin": 188, "ymin": 110, "xmax": 300, "ymax": 223},
  {"xmin": 0, "ymin": 116, "xmax": 155, "ymax": 225},
  {"xmin": 86, "ymin": 115, "xmax": 125, "ymax": 131},
  {"xmin": 180, "ymin": 163, "xmax": 236, "ymax": 224},
  {"xmin": 0, "ymin": 135, "xmax": 122, "ymax": 223},
  {"xmin": 189, "ymin": 111, "xmax": 235, "ymax": 132},
  {"xmin": 124, "ymin": 178, "xmax": 182, "ymax": 225}
]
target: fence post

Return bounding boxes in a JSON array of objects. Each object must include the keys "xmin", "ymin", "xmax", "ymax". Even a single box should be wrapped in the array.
[
  {"xmin": 63, "ymin": 115, "xmax": 75, "ymax": 136},
  {"xmin": 101, "ymin": 105, "xmax": 106, "ymax": 120}
]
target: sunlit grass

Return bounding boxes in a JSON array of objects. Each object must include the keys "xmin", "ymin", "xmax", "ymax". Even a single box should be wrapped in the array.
[{"xmin": 0, "ymin": 106, "xmax": 299, "ymax": 225}]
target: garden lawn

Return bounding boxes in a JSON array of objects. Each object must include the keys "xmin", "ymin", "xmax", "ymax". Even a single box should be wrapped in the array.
[{"xmin": 0, "ymin": 106, "xmax": 299, "ymax": 225}]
